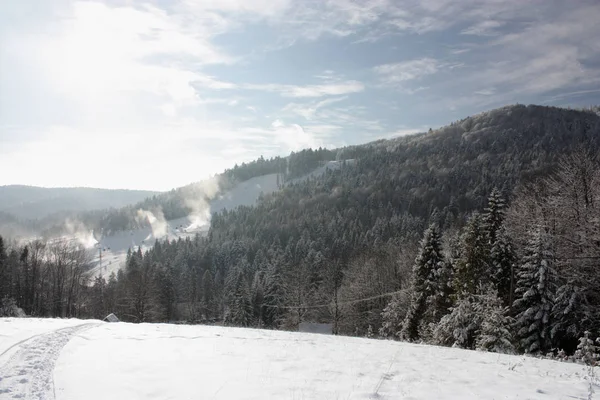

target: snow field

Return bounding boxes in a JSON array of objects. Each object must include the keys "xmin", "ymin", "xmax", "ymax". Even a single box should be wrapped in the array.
[{"xmin": 0, "ymin": 318, "xmax": 594, "ymax": 399}]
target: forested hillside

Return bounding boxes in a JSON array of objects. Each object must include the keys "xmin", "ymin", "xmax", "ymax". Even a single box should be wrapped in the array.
[
  {"xmin": 2, "ymin": 104, "xmax": 600, "ymax": 359},
  {"xmin": 1, "ymin": 148, "xmax": 338, "ymax": 239}
]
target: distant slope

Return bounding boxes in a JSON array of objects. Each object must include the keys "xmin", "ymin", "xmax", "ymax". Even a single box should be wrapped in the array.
[
  {"xmin": 87, "ymin": 168, "xmax": 351, "ymax": 279},
  {"xmin": 0, "ymin": 185, "xmax": 160, "ymax": 219}
]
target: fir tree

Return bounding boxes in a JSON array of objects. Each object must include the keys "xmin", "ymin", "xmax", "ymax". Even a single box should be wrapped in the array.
[
  {"xmin": 453, "ymin": 213, "xmax": 490, "ymax": 298},
  {"xmin": 0, "ymin": 235, "xmax": 8, "ymax": 299},
  {"xmin": 202, "ymin": 269, "xmax": 215, "ymax": 319},
  {"xmin": 484, "ymin": 187, "xmax": 506, "ymax": 246},
  {"xmin": 575, "ymin": 331, "xmax": 599, "ymax": 366},
  {"xmin": 475, "ymin": 287, "xmax": 515, "ymax": 354},
  {"xmin": 224, "ymin": 266, "xmax": 253, "ymax": 327},
  {"xmin": 551, "ymin": 284, "xmax": 585, "ymax": 351},
  {"xmin": 251, "ymin": 271, "xmax": 265, "ymax": 326},
  {"xmin": 512, "ymin": 226, "xmax": 557, "ymax": 353},
  {"xmin": 262, "ymin": 263, "xmax": 285, "ymax": 328},
  {"xmin": 489, "ymin": 226, "xmax": 516, "ymax": 308},
  {"xmin": 433, "ymin": 296, "xmax": 479, "ymax": 349},
  {"xmin": 401, "ymin": 224, "xmax": 446, "ymax": 341},
  {"xmin": 380, "ymin": 294, "xmax": 408, "ymax": 338}
]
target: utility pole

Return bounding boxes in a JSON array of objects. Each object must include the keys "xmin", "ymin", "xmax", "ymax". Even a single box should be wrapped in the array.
[{"xmin": 95, "ymin": 243, "xmax": 103, "ymax": 271}]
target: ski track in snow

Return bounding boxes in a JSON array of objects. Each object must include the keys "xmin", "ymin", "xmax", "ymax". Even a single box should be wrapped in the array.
[{"xmin": 0, "ymin": 323, "xmax": 99, "ymax": 400}]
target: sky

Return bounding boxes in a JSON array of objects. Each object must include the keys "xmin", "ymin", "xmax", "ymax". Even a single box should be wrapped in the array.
[{"xmin": 1, "ymin": 0, "xmax": 600, "ymax": 191}]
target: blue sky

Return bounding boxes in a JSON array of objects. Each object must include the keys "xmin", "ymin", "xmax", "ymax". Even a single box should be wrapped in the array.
[{"xmin": 1, "ymin": 0, "xmax": 600, "ymax": 191}]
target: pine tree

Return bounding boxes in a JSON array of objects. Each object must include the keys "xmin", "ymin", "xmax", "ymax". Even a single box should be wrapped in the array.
[
  {"xmin": 380, "ymin": 294, "xmax": 408, "ymax": 338},
  {"xmin": 489, "ymin": 226, "xmax": 516, "ymax": 308},
  {"xmin": 0, "ymin": 235, "xmax": 8, "ymax": 299},
  {"xmin": 484, "ymin": 187, "xmax": 506, "ymax": 246},
  {"xmin": 453, "ymin": 213, "xmax": 490, "ymax": 298},
  {"xmin": 251, "ymin": 271, "xmax": 265, "ymax": 326},
  {"xmin": 262, "ymin": 263, "xmax": 285, "ymax": 328},
  {"xmin": 512, "ymin": 226, "xmax": 557, "ymax": 353},
  {"xmin": 224, "ymin": 265, "xmax": 253, "ymax": 327},
  {"xmin": 475, "ymin": 287, "xmax": 515, "ymax": 354},
  {"xmin": 433, "ymin": 296, "xmax": 479, "ymax": 349},
  {"xmin": 575, "ymin": 331, "xmax": 599, "ymax": 366},
  {"xmin": 429, "ymin": 251, "xmax": 453, "ymax": 322},
  {"xmin": 551, "ymin": 284, "xmax": 585, "ymax": 350},
  {"xmin": 202, "ymin": 269, "xmax": 215, "ymax": 320},
  {"xmin": 401, "ymin": 224, "xmax": 447, "ymax": 341}
]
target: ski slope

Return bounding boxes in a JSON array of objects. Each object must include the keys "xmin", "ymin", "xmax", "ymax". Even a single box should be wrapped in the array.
[
  {"xmin": 87, "ymin": 163, "xmax": 354, "ymax": 280},
  {"xmin": 86, "ymin": 174, "xmax": 282, "ymax": 279},
  {"xmin": 0, "ymin": 318, "xmax": 594, "ymax": 400}
]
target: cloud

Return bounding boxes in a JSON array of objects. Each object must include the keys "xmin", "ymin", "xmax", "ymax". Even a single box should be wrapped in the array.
[
  {"xmin": 463, "ymin": 4, "xmax": 600, "ymax": 99},
  {"xmin": 244, "ymin": 81, "xmax": 364, "ymax": 98},
  {"xmin": 374, "ymin": 58, "xmax": 439, "ymax": 84},
  {"xmin": 542, "ymin": 89, "xmax": 600, "ymax": 104},
  {"xmin": 378, "ymin": 1, "xmax": 600, "ymax": 114},
  {"xmin": 1, "ymin": 1, "xmax": 238, "ymax": 124},
  {"xmin": 2, "ymin": 0, "xmax": 599, "ymax": 193},
  {"xmin": 282, "ymin": 97, "xmax": 348, "ymax": 119},
  {"xmin": 474, "ymin": 88, "xmax": 496, "ymax": 96},
  {"xmin": 182, "ymin": 0, "xmax": 291, "ymax": 17},
  {"xmin": 460, "ymin": 20, "xmax": 504, "ymax": 36},
  {"xmin": 239, "ymin": 120, "xmax": 325, "ymax": 153}
]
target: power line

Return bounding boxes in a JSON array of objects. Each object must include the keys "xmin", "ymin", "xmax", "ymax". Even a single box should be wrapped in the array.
[{"xmin": 262, "ymin": 288, "xmax": 407, "ymax": 310}]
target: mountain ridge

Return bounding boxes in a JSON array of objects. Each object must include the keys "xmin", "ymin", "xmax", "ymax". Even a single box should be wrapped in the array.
[{"xmin": 2, "ymin": 104, "xmax": 599, "ymax": 239}]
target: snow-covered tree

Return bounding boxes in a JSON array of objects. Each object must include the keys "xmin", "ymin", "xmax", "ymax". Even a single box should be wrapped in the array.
[
  {"xmin": 574, "ymin": 331, "xmax": 599, "ymax": 366},
  {"xmin": 224, "ymin": 265, "xmax": 253, "ymax": 327},
  {"xmin": 453, "ymin": 213, "xmax": 490, "ymax": 298},
  {"xmin": 489, "ymin": 226, "xmax": 516, "ymax": 308},
  {"xmin": 484, "ymin": 187, "xmax": 506, "ymax": 246},
  {"xmin": 551, "ymin": 284, "xmax": 586, "ymax": 350},
  {"xmin": 401, "ymin": 224, "xmax": 447, "ymax": 341},
  {"xmin": 475, "ymin": 287, "xmax": 515, "ymax": 354},
  {"xmin": 251, "ymin": 271, "xmax": 265, "ymax": 326},
  {"xmin": 512, "ymin": 226, "xmax": 557, "ymax": 353},
  {"xmin": 380, "ymin": 293, "xmax": 409, "ymax": 338},
  {"xmin": 262, "ymin": 263, "xmax": 285, "ymax": 328},
  {"xmin": 433, "ymin": 296, "xmax": 479, "ymax": 349}
]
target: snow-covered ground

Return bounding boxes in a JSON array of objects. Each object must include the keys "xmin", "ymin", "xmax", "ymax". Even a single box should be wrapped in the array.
[{"xmin": 0, "ymin": 318, "xmax": 594, "ymax": 400}]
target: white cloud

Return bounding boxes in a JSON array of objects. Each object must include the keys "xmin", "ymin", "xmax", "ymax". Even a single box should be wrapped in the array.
[
  {"xmin": 242, "ymin": 120, "xmax": 323, "ymax": 153},
  {"xmin": 461, "ymin": 20, "xmax": 504, "ymax": 36},
  {"xmin": 374, "ymin": 58, "xmax": 439, "ymax": 84},
  {"xmin": 282, "ymin": 97, "xmax": 348, "ymax": 119},
  {"xmin": 182, "ymin": 0, "xmax": 291, "ymax": 17},
  {"xmin": 245, "ymin": 81, "xmax": 364, "ymax": 98},
  {"xmin": 474, "ymin": 88, "xmax": 496, "ymax": 96},
  {"xmin": 2, "ymin": 1, "xmax": 237, "ymax": 124}
]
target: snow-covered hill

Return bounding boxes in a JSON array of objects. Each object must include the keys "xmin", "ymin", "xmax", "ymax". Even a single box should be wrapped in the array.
[
  {"xmin": 0, "ymin": 318, "xmax": 594, "ymax": 400},
  {"xmin": 85, "ymin": 173, "xmax": 282, "ymax": 279},
  {"xmin": 87, "ymin": 163, "xmax": 354, "ymax": 279}
]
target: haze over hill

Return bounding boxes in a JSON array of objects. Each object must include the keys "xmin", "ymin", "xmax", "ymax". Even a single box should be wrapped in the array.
[{"xmin": 0, "ymin": 185, "xmax": 160, "ymax": 220}]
